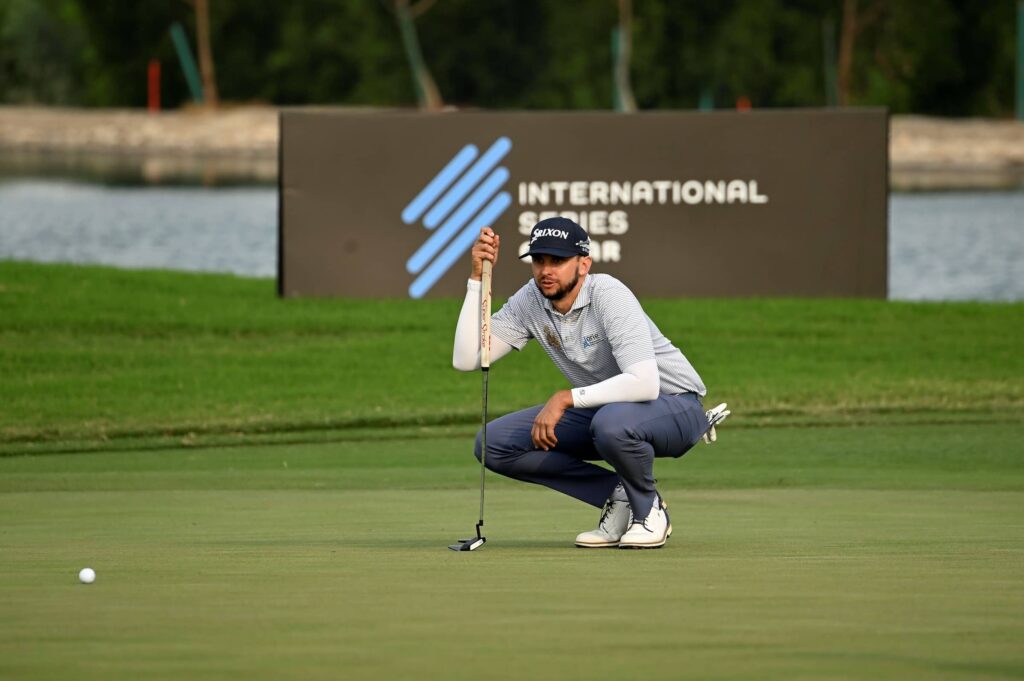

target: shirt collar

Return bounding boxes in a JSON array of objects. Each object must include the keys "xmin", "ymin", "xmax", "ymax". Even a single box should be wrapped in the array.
[{"xmin": 572, "ymin": 275, "xmax": 595, "ymax": 311}]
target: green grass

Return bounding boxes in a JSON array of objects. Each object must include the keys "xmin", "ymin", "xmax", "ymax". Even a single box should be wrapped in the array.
[
  {"xmin": 1, "ymin": 261, "xmax": 1022, "ymax": 451},
  {"xmin": 1, "ymin": 261, "xmax": 1023, "ymax": 679},
  {"xmin": 1, "ymin": 423, "xmax": 1021, "ymax": 493},
  {"xmin": 1, "ymin": 424, "xmax": 1022, "ymax": 680}
]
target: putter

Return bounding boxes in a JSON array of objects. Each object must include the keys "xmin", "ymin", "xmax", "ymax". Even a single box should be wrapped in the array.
[{"xmin": 449, "ymin": 259, "xmax": 492, "ymax": 552}]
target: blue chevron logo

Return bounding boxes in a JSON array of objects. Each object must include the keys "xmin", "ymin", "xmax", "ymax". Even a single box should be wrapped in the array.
[{"xmin": 402, "ymin": 137, "xmax": 513, "ymax": 298}]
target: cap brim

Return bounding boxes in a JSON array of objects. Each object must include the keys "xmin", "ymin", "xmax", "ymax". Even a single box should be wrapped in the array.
[{"xmin": 519, "ymin": 247, "xmax": 582, "ymax": 259}]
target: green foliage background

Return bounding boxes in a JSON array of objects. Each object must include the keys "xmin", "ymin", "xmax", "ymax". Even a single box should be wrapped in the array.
[{"xmin": 0, "ymin": 0, "xmax": 1016, "ymax": 115}]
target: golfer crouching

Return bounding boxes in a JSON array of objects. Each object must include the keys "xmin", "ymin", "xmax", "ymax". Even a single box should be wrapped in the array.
[{"xmin": 452, "ymin": 218, "xmax": 729, "ymax": 549}]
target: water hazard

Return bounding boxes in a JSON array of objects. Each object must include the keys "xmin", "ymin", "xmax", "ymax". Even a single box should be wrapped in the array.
[{"xmin": 1, "ymin": 180, "xmax": 1021, "ymax": 301}]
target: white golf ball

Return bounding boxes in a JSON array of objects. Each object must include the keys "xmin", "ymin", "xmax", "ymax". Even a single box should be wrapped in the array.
[{"xmin": 78, "ymin": 567, "xmax": 96, "ymax": 584}]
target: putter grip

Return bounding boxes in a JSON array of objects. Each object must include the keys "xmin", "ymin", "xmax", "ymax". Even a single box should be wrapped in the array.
[{"xmin": 480, "ymin": 259, "xmax": 492, "ymax": 369}]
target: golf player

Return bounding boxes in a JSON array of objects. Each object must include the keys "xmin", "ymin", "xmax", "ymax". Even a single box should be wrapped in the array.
[{"xmin": 453, "ymin": 217, "xmax": 728, "ymax": 549}]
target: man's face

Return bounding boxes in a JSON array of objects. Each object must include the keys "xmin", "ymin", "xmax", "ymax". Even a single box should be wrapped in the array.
[{"xmin": 531, "ymin": 254, "xmax": 590, "ymax": 302}]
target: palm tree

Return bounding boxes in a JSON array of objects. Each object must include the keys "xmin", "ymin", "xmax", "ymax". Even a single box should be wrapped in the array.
[
  {"xmin": 837, "ymin": 0, "xmax": 883, "ymax": 106},
  {"xmin": 391, "ymin": 0, "xmax": 443, "ymax": 110},
  {"xmin": 613, "ymin": 0, "xmax": 637, "ymax": 112},
  {"xmin": 191, "ymin": 0, "xmax": 219, "ymax": 108}
]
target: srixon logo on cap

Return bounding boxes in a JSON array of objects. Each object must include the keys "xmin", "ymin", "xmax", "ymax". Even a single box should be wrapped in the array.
[
  {"xmin": 521, "ymin": 216, "xmax": 592, "ymax": 259},
  {"xmin": 531, "ymin": 228, "xmax": 569, "ymax": 242}
]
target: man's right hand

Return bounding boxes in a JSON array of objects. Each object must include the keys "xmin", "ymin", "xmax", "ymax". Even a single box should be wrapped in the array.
[{"xmin": 470, "ymin": 227, "xmax": 500, "ymax": 281}]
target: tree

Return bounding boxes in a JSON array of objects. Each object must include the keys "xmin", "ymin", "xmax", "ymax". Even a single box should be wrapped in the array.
[
  {"xmin": 707, "ymin": 0, "xmax": 822, "ymax": 109},
  {"xmin": 391, "ymin": 0, "xmax": 442, "ymax": 110},
  {"xmin": 192, "ymin": 0, "xmax": 219, "ymax": 107},
  {"xmin": 0, "ymin": 0, "xmax": 1014, "ymax": 115},
  {"xmin": 841, "ymin": 0, "xmax": 962, "ymax": 113},
  {"xmin": 613, "ymin": 0, "xmax": 637, "ymax": 111},
  {"xmin": 0, "ymin": 0, "xmax": 87, "ymax": 104},
  {"xmin": 837, "ymin": 0, "xmax": 883, "ymax": 105}
]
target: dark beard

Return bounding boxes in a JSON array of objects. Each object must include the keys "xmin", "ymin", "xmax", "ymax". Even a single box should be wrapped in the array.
[{"xmin": 537, "ymin": 270, "xmax": 580, "ymax": 302}]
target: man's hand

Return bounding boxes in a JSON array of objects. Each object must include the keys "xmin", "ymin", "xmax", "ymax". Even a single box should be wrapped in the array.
[
  {"xmin": 470, "ymin": 227, "xmax": 500, "ymax": 281},
  {"xmin": 702, "ymin": 402, "xmax": 731, "ymax": 444},
  {"xmin": 532, "ymin": 390, "xmax": 574, "ymax": 451}
]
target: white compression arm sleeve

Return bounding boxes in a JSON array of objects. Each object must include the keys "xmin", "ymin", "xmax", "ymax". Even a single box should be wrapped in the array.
[
  {"xmin": 570, "ymin": 359, "xmax": 660, "ymax": 408},
  {"xmin": 453, "ymin": 278, "xmax": 514, "ymax": 371}
]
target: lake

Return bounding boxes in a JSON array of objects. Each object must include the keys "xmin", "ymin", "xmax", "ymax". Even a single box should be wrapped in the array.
[{"xmin": 0, "ymin": 180, "xmax": 1021, "ymax": 301}]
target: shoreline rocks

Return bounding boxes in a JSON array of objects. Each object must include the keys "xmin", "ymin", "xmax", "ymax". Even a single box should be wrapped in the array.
[{"xmin": 1, "ymin": 106, "xmax": 1022, "ymax": 190}]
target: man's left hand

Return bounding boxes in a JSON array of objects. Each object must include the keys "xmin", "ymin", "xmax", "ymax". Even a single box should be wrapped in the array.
[
  {"xmin": 531, "ymin": 390, "xmax": 574, "ymax": 451},
  {"xmin": 702, "ymin": 402, "xmax": 731, "ymax": 444}
]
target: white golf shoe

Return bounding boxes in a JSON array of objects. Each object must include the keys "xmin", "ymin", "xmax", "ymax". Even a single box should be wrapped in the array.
[
  {"xmin": 618, "ymin": 495, "xmax": 672, "ymax": 549},
  {"xmin": 575, "ymin": 484, "xmax": 632, "ymax": 548}
]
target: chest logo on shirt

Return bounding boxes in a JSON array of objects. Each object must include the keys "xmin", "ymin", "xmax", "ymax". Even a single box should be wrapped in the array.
[
  {"xmin": 582, "ymin": 333, "xmax": 602, "ymax": 349},
  {"xmin": 543, "ymin": 326, "xmax": 562, "ymax": 351}
]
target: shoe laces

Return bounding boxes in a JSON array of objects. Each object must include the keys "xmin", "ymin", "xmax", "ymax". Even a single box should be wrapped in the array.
[{"xmin": 598, "ymin": 498, "xmax": 628, "ymax": 532}]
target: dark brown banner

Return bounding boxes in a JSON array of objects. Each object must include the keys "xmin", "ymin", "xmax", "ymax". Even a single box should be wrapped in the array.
[{"xmin": 279, "ymin": 109, "xmax": 887, "ymax": 298}]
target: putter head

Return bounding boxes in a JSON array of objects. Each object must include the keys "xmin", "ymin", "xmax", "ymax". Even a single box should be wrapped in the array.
[
  {"xmin": 449, "ymin": 524, "xmax": 486, "ymax": 552},
  {"xmin": 448, "ymin": 536, "xmax": 485, "ymax": 551}
]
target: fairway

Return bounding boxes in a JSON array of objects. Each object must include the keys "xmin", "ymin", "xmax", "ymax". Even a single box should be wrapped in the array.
[{"xmin": 2, "ymin": 423, "xmax": 1023, "ymax": 680}]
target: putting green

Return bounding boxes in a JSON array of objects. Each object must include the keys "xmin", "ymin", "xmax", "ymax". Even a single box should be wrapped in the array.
[{"xmin": 2, "ymin": 423, "xmax": 1022, "ymax": 680}]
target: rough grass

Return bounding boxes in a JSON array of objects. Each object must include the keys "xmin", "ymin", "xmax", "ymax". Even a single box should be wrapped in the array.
[{"xmin": 1, "ymin": 262, "xmax": 1021, "ymax": 452}]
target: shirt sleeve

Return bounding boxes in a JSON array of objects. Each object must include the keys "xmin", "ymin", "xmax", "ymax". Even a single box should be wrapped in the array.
[
  {"xmin": 597, "ymin": 279, "xmax": 656, "ymax": 370},
  {"xmin": 453, "ymin": 279, "xmax": 515, "ymax": 371},
  {"xmin": 570, "ymin": 359, "xmax": 660, "ymax": 407}
]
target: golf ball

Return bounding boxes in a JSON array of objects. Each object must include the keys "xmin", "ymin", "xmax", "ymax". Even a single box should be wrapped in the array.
[{"xmin": 78, "ymin": 567, "xmax": 96, "ymax": 584}]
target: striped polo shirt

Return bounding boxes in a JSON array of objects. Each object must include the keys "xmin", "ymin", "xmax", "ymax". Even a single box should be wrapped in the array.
[{"xmin": 490, "ymin": 273, "xmax": 706, "ymax": 396}]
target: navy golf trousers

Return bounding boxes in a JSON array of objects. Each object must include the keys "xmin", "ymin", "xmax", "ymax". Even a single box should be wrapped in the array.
[{"xmin": 474, "ymin": 392, "xmax": 709, "ymax": 519}]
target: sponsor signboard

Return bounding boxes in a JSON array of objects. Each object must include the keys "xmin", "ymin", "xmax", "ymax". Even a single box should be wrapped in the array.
[{"xmin": 279, "ymin": 110, "xmax": 887, "ymax": 298}]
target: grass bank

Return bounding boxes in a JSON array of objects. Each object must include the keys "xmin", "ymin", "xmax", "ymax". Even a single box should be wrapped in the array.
[{"xmin": 1, "ymin": 261, "xmax": 1022, "ymax": 452}]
